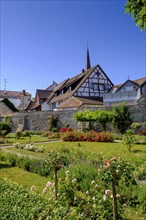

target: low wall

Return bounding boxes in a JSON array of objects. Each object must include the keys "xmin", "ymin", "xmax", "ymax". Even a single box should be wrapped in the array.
[{"xmin": 9, "ymin": 94, "xmax": 146, "ymax": 132}]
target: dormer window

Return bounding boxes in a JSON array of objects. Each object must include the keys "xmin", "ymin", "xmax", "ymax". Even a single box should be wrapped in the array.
[{"xmin": 68, "ymin": 87, "xmax": 72, "ymax": 92}]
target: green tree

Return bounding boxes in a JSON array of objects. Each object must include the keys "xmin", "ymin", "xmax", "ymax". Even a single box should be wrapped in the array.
[
  {"xmin": 112, "ymin": 103, "xmax": 132, "ymax": 134},
  {"xmin": 93, "ymin": 110, "xmax": 113, "ymax": 131},
  {"xmin": 74, "ymin": 110, "xmax": 95, "ymax": 130},
  {"xmin": 125, "ymin": 0, "xmax": 146, "ymax": 30},
  {"xmin": 0, "ymin": 116, "xmax": 12, "ymax": 139},
  {"xmin": 99, "ymin": 157, "xmax": 136, "ymax": 220},
  {"xmin": 74, "ymin": 110, "xmax": 113, "ymax": 131},
  {"xmin": 45, "ymin": 148, "xmax": 71, "ymax": 197}
]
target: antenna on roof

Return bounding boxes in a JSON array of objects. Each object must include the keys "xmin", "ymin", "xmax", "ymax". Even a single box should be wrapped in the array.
[
  {"xmin": 128, "ymin": 75, "xmax": 130, "ymax": 80},
  {"xmin": 4, "ymin": 79, "xmax": 7, "ymax": 93}
]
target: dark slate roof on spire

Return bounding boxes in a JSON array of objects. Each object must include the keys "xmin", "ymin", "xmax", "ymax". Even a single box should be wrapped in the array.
[{"xmin": 86, "ymin": 48, "xmax": 91, "ymax": 70}]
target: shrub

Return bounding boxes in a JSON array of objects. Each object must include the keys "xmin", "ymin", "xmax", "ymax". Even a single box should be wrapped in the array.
[
  {"xmin": 0, "ymin": 117, "xmax": 12, "ymax": 138},
  {"xmin": 0, "ymin": 179, "xmax": 50, "ymax": 220},
  {"xmin": 122, "ymin": 132, "xmax": 136, "ymax": 152},
  {"xmin": 131, "ymin": 123, "xmax": 142, "ymax": 132},
  {"xmin": 14, "ymin": 143, "xmax": 45, "ymax": 153},
  {"xmin": 15, "ymin": 131, "xmax": 23, "ymax": 139},
  {"xmin": 62, "ymin": 131, "xmax": 114, "ymax": 142},
  {"xmin": 59, "ymin": 127, "xmax": 73, "ymax": 132},
  {"xmin": 112, "ymin": 103, "xmax": 132, "ymax": 134},
  {"xmin": 41, "ymin": 131, "xmax": 49, "ymax": 137}
]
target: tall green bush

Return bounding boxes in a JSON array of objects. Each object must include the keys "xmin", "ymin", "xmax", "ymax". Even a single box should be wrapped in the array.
[
  {"xmin": 0, "ymin": 116, "xmax": 12, "ymax": 138},
  {"xmin": 112, "ymin": 103, "xmax": 132, "ymax": 134}
]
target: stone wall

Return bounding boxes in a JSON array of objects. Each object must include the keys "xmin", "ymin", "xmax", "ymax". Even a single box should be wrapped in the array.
[
  {"xmin": 129, "ymin": 94, "xmax": 146, "ymax": 122},
  {"xmin": 10, "ymin": 94, "xmax": 146, "ymax": 132},
  {"xmin": 0, "ymin": 102, "xmax": 13, "ymax": 116}
]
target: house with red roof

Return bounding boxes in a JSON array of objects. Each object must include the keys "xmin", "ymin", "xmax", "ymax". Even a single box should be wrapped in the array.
[{"xmin": 0, "ymin": 89, "xmax": 31, "ymax": 110}]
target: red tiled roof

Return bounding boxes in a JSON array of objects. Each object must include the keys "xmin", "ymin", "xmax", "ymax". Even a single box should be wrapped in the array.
[
  {"xmin": 0, "ymin": 90, "xmax": 31, "ymax": 96},
  {"xmin": 25, "ymin": 101, "xmax": 40, "ymax": 110},
  {"xmin": 59, "ymin": 96, "xmax": 103, "ymax": 108},
  {"xmin": 36, "ymin": 90, "xmax": 53, "ymax": 99},
  {"xmin": 133, "ymin": 77, "xmax": 146, "ymax": 86}
]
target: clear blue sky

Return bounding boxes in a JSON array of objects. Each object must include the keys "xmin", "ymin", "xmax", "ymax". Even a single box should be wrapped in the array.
[{"xmin": 0, "ymin": 0, "xmax": 145, "ymax": 97}]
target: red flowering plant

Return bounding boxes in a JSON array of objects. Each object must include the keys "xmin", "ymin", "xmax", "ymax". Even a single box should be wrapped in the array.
[
  {"xmin": 61, "ymin": 131, "xmax": 114, "ymax": 142},
  {"xmin": 58, "ymin": 128, "xmax": 73, "ymax": 133},
  {"xmin": 98, "ymin": 157, "xmax": 136, "ymax": 220}
]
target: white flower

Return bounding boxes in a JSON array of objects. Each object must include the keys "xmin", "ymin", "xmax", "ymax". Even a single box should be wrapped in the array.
[
  {"xmin": 91, "ymin": 180, "xmax": 96, "ymax": 185},
  {"xmin": 93, "ymin": 197, "xmax": 95, "ymax": 201},
  {"xmin": 65, "ymin": 170, "xmax": 70, "ymax": 176},
  {"xmin": 42, "ymin": 187, "xmax": 47, "ymax": 194},
  {"xmin": 123, "ymin": 203, "xmax": 127, "ymax": 208},
  {"xmin": 95, "ymin": 184, "xmax": 98, "ymax": 189},
  {"xmin": 30, "ymin": 185, "xmax": 35, "ymax": 191},
  {"xmin": 86, "ymin": 191, "xmax": 89, "ymax": 196},
  {"xmin": 105, "ymin": 189, "xmax": 112, "ymax": 195},
  {"xmin": 116, "ymin": 194, "xmax": 120, "ymax": 198},
  {"xmin": 46, "ymin": 181, "xmax": 52, "ymax": 188},
  {"xmin": 72, "ymin": 179, "xmax": 77, "ymax": 183},
  {"xmin": 103, "ymin": 195, "xmax": 106, "ymax": 201},
  {"xmin": 74, "ymin": 197, "xmax": 77, "ymax": 201}
]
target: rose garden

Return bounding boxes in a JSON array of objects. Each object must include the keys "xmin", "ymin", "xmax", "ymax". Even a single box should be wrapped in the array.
[{"xmin": 0, "ymin": 105, "xmax": 146, "ymax": 219}]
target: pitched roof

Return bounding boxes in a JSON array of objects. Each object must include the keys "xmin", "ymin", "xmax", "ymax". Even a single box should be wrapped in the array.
[
  {"xmin": 133, "ymin": 77, "xmax": 146, "ymax": 86},
  {"xmin": 0, "ymin": 98, "xmax": 19, "ymax": 112},
  {"xmin": 25, "ymin": 101, "xmax": 40, "ymax": 110},
  {"xmin": 0, "ymin": 90, "xmax": 31, "ymax": 97},
  {"xmin": 49, "ymin": 65, "xmax": 98, "ymax": 104},
  {"xmin": 109, "ymin": 77, "xmax": 146, "ymax": 93},
  {"xmin": 59, "ymin": 96, "xmax": 103, "ymax": 108},
  {"xmin": 46, "ymin": 81, "xmax": 58, "ymax": 90},
  {"xmin": 114, "ymin": 77, "xmax": 146, "ymax": 93},
  {"xmin": 53, "ymin": 79, "xmax": 70, "ymax": 92},
  {"xmin": 36, "ymin": 90, "xmax": 53, "ymax": 99}
]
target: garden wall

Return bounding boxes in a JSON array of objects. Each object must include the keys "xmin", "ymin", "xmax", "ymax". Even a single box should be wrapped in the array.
[{"xmin": 10, "ymin": 94, "xmax": 146, "ymax": 132}]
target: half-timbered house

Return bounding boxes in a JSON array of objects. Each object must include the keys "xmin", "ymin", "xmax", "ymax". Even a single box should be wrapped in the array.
[{"xmin": 42, "ymin": 64, "xmax": 113, "ymax": 111}]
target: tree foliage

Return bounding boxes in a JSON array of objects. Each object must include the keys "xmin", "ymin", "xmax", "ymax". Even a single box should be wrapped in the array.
[
  {"xmin": 0, "ymin": 116, "xmax": 12, "ymax": 138},
  {"xmin": 93, "ymin": 110, "xmax": 113, "ymax": 131},
  {"xmin": 74, "ymin": 110, "xmax": 113, "ymax": 131},
  {"xmin": 125, "ymin": 0, "xmax": 146, "ymax": 30},
  {"xmin": 112, "ymin": 104, "xmax": 132, "ymax": 134}
]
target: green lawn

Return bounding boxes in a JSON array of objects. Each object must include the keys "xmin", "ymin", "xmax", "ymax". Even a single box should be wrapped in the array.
[
  {"xmin": 0, "ymin": 167, "xmax": 49, "ymax": 193},
  {"xmin": 2, "ymin": 134, "xmax": 55, "ymax": 145},
  {"xmin": 3, "ymin": 141, "xmax": 146, "ymax": 163}
]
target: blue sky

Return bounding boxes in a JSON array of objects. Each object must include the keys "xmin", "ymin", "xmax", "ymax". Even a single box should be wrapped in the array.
[{"xmin": 0, "ymin": 0, "xmax": 145, "ymax": 97}]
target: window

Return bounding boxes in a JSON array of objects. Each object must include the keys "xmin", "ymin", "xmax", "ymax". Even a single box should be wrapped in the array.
[
  {"xmin": 51, "ymin": 103, "xmax": 56, "ymax": 109},
  {"xmin": 99, "ymin": 84, "xmax": 104, "ymax": 90},
  {"xmin": 93, "ymin": 83, "xmax": 98, "ymax": 91},
  {"xmin": 105, "ymin": 84, "xmax": 110, "ymax": 91}
]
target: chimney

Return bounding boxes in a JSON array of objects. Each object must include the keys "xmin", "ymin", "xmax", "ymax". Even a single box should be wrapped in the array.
[
  {"xmin": 82, "ymin": 69, "xmax": 85, "ymax": 73},
  {"xmin": 22, "ymin": 90, "xmax": 26, "ymax": 95}
]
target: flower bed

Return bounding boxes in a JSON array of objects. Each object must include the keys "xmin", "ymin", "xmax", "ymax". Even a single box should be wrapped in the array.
[
  {"xmin": 61, "ymin": 131, "xmax": 114, "ymax": 142},
  {"xmin": 13, "ymin": 143, "xmax": 45, "ymax": 153},
  {"xmin": 58, "ymin": 127, "xmax": 73, "ymax": 132}
]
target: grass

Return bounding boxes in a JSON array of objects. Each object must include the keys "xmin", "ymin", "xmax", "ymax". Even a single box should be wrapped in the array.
[
  {"xmin": 1, "ymin": 134, "xmax": 52, "ymax": 145},
  {"xmin": 2, "ymin": 141, "xmax": 146, "ymax": 163},
  {"xmin": 0, "ymin": 167, "xmax": 49, "ymax": 193},
  {"xmin": 1, "ymin": 132, "xmax": 146, "ymax": 220}
]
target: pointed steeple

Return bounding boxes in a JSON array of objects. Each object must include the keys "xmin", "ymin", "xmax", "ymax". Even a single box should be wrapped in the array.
[{"xmin": 86, "ymin": 47, "xmax": 91, "ymax": 70}]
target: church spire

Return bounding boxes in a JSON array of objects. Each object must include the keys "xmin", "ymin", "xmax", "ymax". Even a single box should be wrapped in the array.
[{"xmin": 86, "ymin": 47, "xmax": 91, "ymax": 70}]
